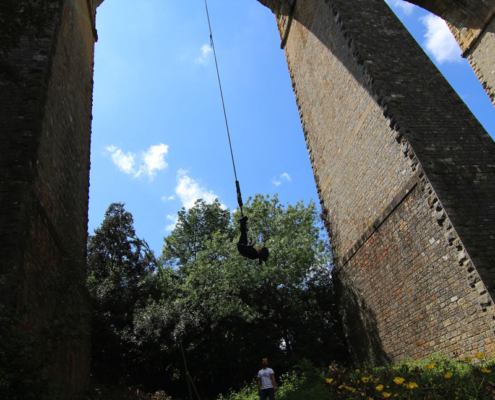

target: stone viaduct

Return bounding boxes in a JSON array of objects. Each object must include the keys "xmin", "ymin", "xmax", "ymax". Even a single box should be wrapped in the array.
[{"xmin": 0, "ymin": 0, "xmax": 494, "ymax": 397}]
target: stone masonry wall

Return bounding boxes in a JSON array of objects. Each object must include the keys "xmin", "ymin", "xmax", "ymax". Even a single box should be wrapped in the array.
[
  {"xmin": 0, "ymin": 0, "xmax": 95, "ymax": 397},
  {"xmin": 445, "ymin": 0, "xmax": 495, "ymax": 107},
  {"xmin": 335, "ymin": 171, "xmax": 495, "ymax": 364},
  {"xmin": 258, "ymin": 0, "xmax": 495, "ymax": 364},
  {"xmin": 410, "ymin": 0, "xmax": 492, "ymax": 28},
  {"xmin": 450, "ymin": 14, "xmax": 495, "ymax": 106},
  {"xmin": 412, "ymin": 0, "xmax": 495, "ymax": 107},
  {"xmin": 262, "ymin": 0, "xmax": 495, "ymax": 106}
]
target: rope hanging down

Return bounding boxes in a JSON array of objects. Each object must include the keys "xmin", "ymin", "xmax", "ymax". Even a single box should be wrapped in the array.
[{"xmin": 204, "ymin": 0, "xmax": 244, "ymax": 216}]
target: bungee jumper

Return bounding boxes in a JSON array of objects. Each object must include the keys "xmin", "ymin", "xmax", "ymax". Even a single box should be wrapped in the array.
[
  {"xmin": 204, "ymin": 0, "xmax": 269, "ymax": 264},
  {"xmin": 237, "ymin": 216, "xmax": 269, "ymax": 265}
]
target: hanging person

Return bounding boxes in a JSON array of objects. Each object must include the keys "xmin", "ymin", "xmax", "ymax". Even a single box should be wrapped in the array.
[
  {"xmin": 237, "ymin": 216, "xmax": 269, "ymax": 264},
  {"xmin": 203, "ymin": 0, "xmax": 269, "ymax": 265}
]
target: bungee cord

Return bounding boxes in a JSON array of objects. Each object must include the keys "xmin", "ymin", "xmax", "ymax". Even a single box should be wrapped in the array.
[{"xmin": 204, "ymin": 0, "xmax": 244, "ymax": 216}]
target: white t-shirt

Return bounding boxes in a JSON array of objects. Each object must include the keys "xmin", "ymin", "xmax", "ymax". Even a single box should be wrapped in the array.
[{"xmin": 258, "ymin": 368, "xmax": 274, "ymax": 389}]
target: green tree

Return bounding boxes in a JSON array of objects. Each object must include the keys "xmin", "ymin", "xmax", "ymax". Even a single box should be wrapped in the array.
[
  {"xmin": 162, "ymin": 198, "xmax": 232, "ymax": 268},
  {"xmin": 86, "ymin": 203, "xmax": 156, "ymax": 384},
  {"xmin": 133, "ymin": 195, "xmax": 346, "ymax": 398}
]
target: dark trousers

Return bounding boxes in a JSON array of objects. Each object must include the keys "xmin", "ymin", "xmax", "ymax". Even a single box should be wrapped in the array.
[
  {"xmin": 237, "ymin": 219, "xmax": 259, "ymax": 260},
  {"xmin": 260, "ymin": 388, "xmax": 275, "ymax": 400},
  {"xmin": 238, "ymin": 218, "xmax": 249, "ymax": 245}
]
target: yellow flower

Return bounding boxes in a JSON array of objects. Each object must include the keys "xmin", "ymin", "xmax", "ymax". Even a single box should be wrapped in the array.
[
  {"xmin": 426, "ymin": 363, "xmax": 435, "ymax": 370},
  {"xmin": 376, "ymin": 384, "xmax": 384, "ymax": 392},
  {"xmin": 394, "ymin": 395, "xmax": 399, "ymax": 398},
  {"xmin": 361, "ymin": 377, "xmax": 370, "ymax": 383},
  {"xmin": 404, "ymin": 382, "xmax": 418, "ymax": 390},
  {"xmin": 375, "ymin": 378, "xmax": 380, "ymax": 382},
  {"xmin": 481, "ymin": 367, "xmax": 491, "ymax": 374},
  {"xmin": 381, "ymin": 392, "xmax": 391, "ymax": 398},
  {"xmin": 464, "ymin": 356, "xmax": 473, "ymax": 362},
  {"xmin": 393, "ymin": 377, "xmax": 405, "ymax": 385},
  {"xmin": 356, "ymin": 369, "xmax": 360, "ymax": 373},
  {"xmin": 445, "ymin": 371, "xmax": 452, "ymax": 379},
  {"xmin": 325, "ymin": 378, "xmax": 333, "ymax": 384},
  {"xmin": 338, "ymin": 385, "xmax": 344, "ymax": 389},
  {"xmin": 345, "ymin": 386, "xmax": 356, "ymax": 393},
  {"xmin": 475, "ymin": 353, "xmax": 485, "ymax": 360}
]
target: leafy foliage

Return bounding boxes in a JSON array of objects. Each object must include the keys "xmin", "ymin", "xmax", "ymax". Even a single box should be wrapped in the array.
[
  {"xmin": 87, "ymin": 196, "xmax": 347, "ymax": 399},
  {"xmin": 87, "ymin": 203, "xmax": 156, "ymax": 384},
  {"xmin": 325, "ymin": 354, "xmax": 495, "ymax": 399},
  {"xmin": 217, "ymin": 359, "xmax": 330, "ymax": 400}
]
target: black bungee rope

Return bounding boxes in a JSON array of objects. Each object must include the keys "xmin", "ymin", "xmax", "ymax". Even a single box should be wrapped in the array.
[{"xmin": 204, "ymin": 0, "xmax": 244, "ymax": 216}]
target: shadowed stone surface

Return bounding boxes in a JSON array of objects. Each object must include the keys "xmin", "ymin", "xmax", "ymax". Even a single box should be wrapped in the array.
[{"xmin": 258, "ymin": 0, "xmax": 495, "ymax": 364}]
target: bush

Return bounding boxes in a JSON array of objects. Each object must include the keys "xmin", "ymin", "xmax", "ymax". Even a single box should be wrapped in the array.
[
  {"xmin": 325, "ymin": 353, "xmax": 495, "ymax": 399},
  {"xmin": 217, "ymin": 359, "xmax": 331, "ymax": 400}
]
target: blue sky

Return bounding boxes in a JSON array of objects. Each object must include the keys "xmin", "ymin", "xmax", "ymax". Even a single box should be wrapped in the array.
[{"xmin": 89, "ymin": 0, "xmax": 495, "ymax": 255}]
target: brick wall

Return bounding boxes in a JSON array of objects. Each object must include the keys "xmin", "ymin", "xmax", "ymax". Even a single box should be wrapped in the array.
[
  {"xmin": 408, "ymin": 0, "xmax": 495, "ymax": 107},
  {"xmin": 258, "ymin": 0, "xmax": 495, "ymax": 364},
  {"xmin": 410, "ymin": 0, "xmax": 492, "ymax": 27},
  {"xmin": 450, "ymin": 15, "xmax": 495, "ymax": 106},
  {"xmin": 334, "ymin": 172, "xmax": 495, "ymax": 364},
  {"xmin": 0, "ymin": 0, "xmax": 95, "ymax": 397}
]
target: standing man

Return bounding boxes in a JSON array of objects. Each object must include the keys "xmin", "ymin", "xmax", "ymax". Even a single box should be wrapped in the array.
[{"xmin": 257, "ymin": 358, "xmax": 277, "ymax": 400}]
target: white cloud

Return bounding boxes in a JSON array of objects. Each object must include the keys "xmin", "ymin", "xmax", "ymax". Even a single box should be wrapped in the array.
[
  {"xmin": 420, "ymin": 14, "xmax": 462, "ymax": 64},
  {"xmin": 394, "ymin": 0, "xmax": 414, "ymax": 15},
  {"xmin": 385, "ymin": 0, "xmax": 415, "ymax": 15},
  {"xmin": 175, "ymin": 169, "xmax": 220, "ymax": 209},
  {"xmin": 161, "ymin": 195, "xmax": 175, "ymax": 203},
  {"xmin": 135, "ymin": 143, "xmax": 169, "ymax": 178},
  {"xmin": 105, "ymin": 143, "xmax": 169, "ymax": 180},
  {"xmin": 165, "ymin": 214, "xmax": 178, "ymax": 232},
  {"xmin": 105, "ymin": 146, "xmax": 135, "ymax": 174},
  {"xmin": 195, "ymin": 44, "xmax": 213, "ymax": 64},
  {"xmin": 271, "ymin": 173, "xmax": 291, "ymax": 186}
]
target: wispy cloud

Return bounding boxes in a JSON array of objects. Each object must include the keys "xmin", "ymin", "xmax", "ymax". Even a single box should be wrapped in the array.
[
  {"xmin": 195, "ymin": 44, "xmax": 213, "ymax": 64},
  {"xmin": 136, "ymin": 144, "xmax": 169, "ymax": 178},
  {"xmin": 165, "ymin": 214, "xmax": 178, "ymax": 232},
  {"xmin": 393, "ymin": 0, "xmax": 414, "ymax": 15},
  {"xmin": 271, "ymin": 178, "xmax": 282, "ymax": 186},
  {"xmin": 161, "ymin": 195, "xmax": 175, "ymax": 203},
  {"xmin": 106, "ymin": 146, "xmax": 135, "ymax": 174},
  {"xmin": 420, "ymin": 14, "xmax": 461, "ymax": 64},
  {"xmin": 271, "ymin": 173, "xmax": 291, "ymax": 186},
  {"xmin": 105, "ymin": 143, "xmax": 169, "ymax": 180},
  {"xmin": 385, "ymin": 0, "xmax": 415, "ymax": 15},
  {"xmin": 175, "ymin": 169, "xmax": 221, "ymax": 209}
]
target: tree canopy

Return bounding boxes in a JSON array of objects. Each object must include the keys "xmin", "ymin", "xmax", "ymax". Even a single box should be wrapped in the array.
[{"xmin": 87, "ymin": 196, "xmax": 347, "ymax": 399}]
